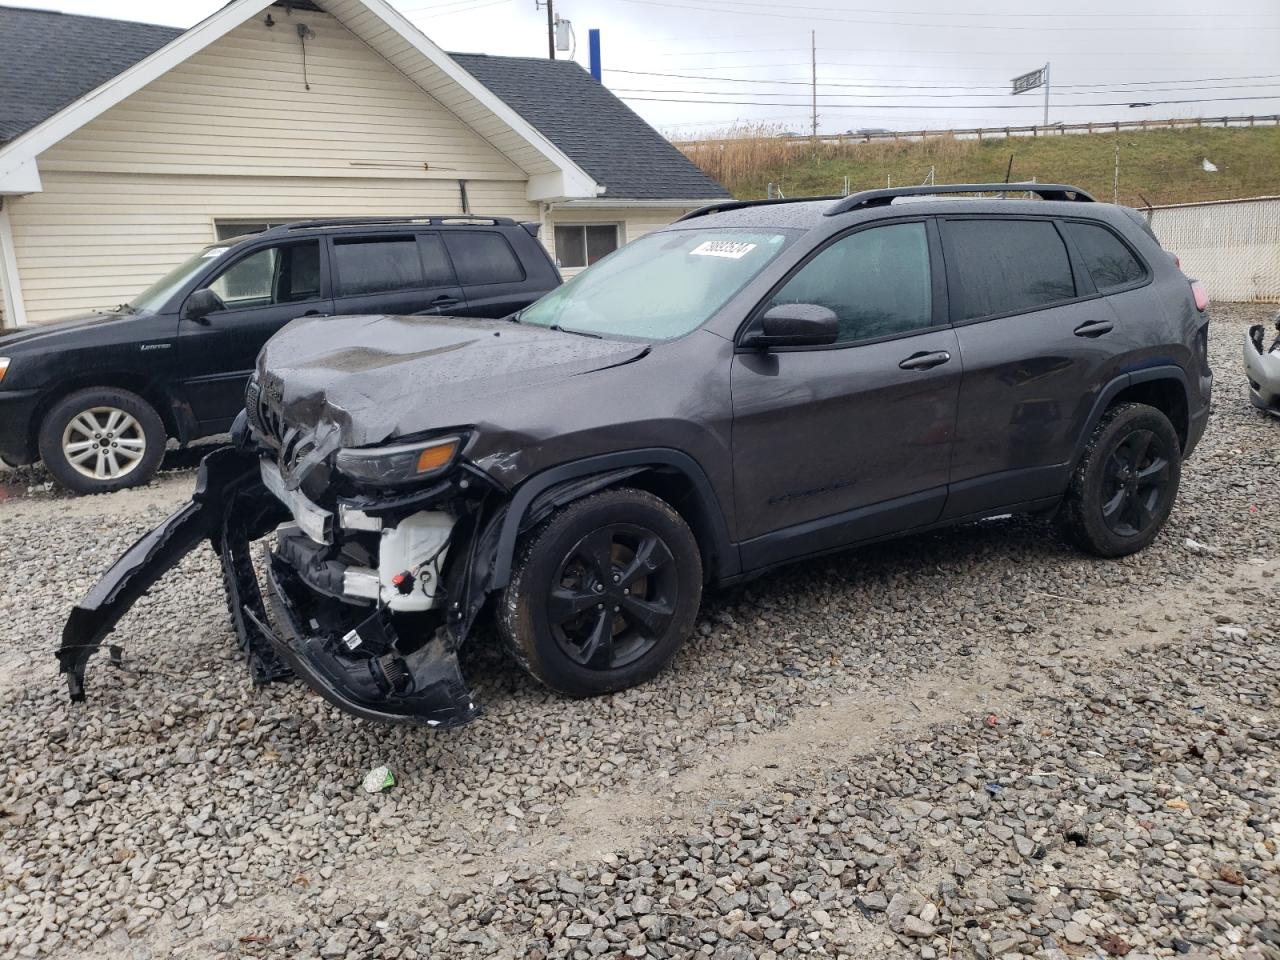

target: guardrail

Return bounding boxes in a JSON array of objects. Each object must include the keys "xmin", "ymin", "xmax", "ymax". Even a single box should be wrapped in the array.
[{"xmin": 673, "ymin": 114, "xmax": 1280, "ymax": 150}]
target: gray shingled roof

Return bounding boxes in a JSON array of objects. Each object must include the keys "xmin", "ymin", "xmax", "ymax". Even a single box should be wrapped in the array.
[
  {"xmin": 0, "ymin": 5, "xmax": 728, "ymax": 201},
  {"xmin": 0, "ymin": 6, "xmax": 181, "ymax": 143},
  {"xmin": 450, "ymin": 53, "xmax": 729, "ymax": 201}
]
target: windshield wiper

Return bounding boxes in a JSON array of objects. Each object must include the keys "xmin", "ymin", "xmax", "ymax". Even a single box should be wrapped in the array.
[
  {"xmin": 504, "ymin": 309, "xmax": 524, "ymax": 324},
  {"xmin": 114, "ymin": 303, "xmax": 138, "ymax": 315},
  {"xmin": 548, "ymin": 324, "xmax": 602, "ymax": 339}
]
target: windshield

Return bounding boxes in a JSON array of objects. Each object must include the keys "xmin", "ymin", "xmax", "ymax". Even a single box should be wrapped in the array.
[
  {"xmin": 520, "ymin": 228, "xmax": 795, "ymax": 340},
  {"xmin": 129, "ymin": 244, "xmax": 231, "ymax": 312}
]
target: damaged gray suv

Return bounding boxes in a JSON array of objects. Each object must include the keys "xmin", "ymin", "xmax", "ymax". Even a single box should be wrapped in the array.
[{"xmin": 61, "ymin": 183, "xmax": 1213, "ymax": 729}]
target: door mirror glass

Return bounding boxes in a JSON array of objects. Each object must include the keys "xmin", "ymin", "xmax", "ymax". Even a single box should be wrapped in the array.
[
  {"xmin": 183, "ymin": 287, "xmax": 224, "ymax": 321},
  {"xmin": 750, "ymin": 304, "xmax": 839, "ymax": 348}
]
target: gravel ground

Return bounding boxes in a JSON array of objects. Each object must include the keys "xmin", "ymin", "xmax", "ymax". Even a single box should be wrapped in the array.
[{"xmin": 0, "ymin": 303, "xmax": 1276, "ymax": 960}]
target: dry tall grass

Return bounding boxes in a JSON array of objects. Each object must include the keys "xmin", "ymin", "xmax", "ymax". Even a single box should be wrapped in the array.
[{"xmin": 672, "ymin": 124, "xmax": 1280, "ymax": 207}]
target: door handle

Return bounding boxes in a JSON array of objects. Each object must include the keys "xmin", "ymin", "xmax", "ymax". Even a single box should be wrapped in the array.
[
  {"xmin": 303, "ymin": 310, "xmax": 330, "ymax": 317},
  {"xmin": 898, "ymin": 350, "xmax": 952, "ymax": 371},
  {"xmin": 1074, "ymin": 319, "xmax": 1114, "ymax": 338},
  {"xmin": 430, "ymin": 296, "xmax": 460, "ymax": 308}
]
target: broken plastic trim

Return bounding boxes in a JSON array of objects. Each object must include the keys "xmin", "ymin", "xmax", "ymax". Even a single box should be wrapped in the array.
[{"xmin": 58, "ymin": 446, "xmax": 287, "ymax": 701}]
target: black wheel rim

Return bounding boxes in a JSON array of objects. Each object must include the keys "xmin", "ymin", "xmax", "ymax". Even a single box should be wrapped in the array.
[
  {"xmin": 1100, "ymin": 428, "xmax": 1172, "ymax": 538},
  {"xmin": 546, "ymin": 523, "xmax": 678, "ymax": 671}
]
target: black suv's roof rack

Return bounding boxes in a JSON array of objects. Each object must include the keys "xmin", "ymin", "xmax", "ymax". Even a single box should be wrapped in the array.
[
  {"xmin": 264, "ymin": 215, "xmax": 518, "ymax": 234},
  {"xmin": 825, "ymin": 182, "xmax": 1095, "ymax": 215},
  {"xmin": 677, "ymin": 195, "xmax": 842, "ymax": 222}
]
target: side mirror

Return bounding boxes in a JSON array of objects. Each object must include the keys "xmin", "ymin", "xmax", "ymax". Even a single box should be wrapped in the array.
[
  {"xmin": 183, "ymin": 288, "xmax": 224, "ymax": 323},
  {"xmin": 747, "ymin": 303, "xmax": 839, "ymax": 349}
]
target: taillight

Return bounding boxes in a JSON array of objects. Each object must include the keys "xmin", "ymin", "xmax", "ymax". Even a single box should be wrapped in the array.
[{"xmin": 1190, "ymin": 280, "xmax": 1209, "ymax": 312}]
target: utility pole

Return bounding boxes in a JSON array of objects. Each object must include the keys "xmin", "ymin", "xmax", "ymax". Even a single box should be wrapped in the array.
[
  {"xmin": 810, "ymin": 30, "xmax": 818, "ymax": 140},
  {"xmin": 536, "ymin": 0, "xmax": 555, "ymax": 59},
  {"xmin": 1039, "ymin": 61, "xmax": 1049, "ymax": 128}
]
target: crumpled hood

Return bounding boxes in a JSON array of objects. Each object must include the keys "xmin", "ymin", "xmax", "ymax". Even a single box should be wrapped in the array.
[{"xmin": 256, "ymin": 314, "xmax": 647, "ymax": 471}]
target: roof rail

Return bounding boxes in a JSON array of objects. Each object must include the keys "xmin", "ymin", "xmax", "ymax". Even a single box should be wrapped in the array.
[
  {"xmin": 676, "ymin": 195, "xmax": 842, "ymax": 222},
  {"xmin": 825, "ymin": 182, "xmax": 1095, "ymax": 216},
  {"xmin": 264, "ymin": 215, "xmax": 517, "ymax": 233}
]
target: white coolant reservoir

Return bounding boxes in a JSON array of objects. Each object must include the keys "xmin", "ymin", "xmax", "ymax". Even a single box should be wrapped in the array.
[{"xmin": 377, "ymin": 511, "xmax": 453, "ymax": 611}]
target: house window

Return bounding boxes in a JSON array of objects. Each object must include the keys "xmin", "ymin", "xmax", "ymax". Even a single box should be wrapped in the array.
[{"xmin": 554, "ymin": 224, "xmax": 620, "ymax": 269}]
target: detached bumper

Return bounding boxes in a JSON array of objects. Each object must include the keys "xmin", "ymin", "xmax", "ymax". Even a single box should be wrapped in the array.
[
  {"xmin": 265, "ymin": 553, "xmax": 480, "ymax": 727},
  {"xmin": 1245, "ymin": 324, "xmax": 1280, "ymax": 416}
]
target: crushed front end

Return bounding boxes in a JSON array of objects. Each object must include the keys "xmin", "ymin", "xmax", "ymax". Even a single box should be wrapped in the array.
[
  {"xmin": 1245, "ymin": 313, "xmax": 1280, "ymax": 417},
  {"xmin": 58, "ymin": 405, "xmax": 504, "ymax": 729}
]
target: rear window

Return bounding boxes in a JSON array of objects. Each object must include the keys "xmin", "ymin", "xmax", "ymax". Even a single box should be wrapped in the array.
[
  {"xmin": 333, "ymin": 236, "xmax": 422, "ymax": 296},
  {"xmin": 444, "ymin": 232, "xmax": 525, "ymax": 285},
  {"xmin": 1063, "ymin": 221, "xmax": 1147, "ymax": 293},
  {"xmin": 945, "ymin": 219, "xmax": 1076, "ymax": 321}
]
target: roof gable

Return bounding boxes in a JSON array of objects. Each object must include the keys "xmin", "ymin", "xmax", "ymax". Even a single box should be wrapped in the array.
[
  {"xmin": 0, "ymin": 0, "xmax": 596, "ymax": 201},
  {"xmin": 0, "ymin": 2, "xmax": 725, "ymax": 202},
  {"xmin": 452, "ymin": 54, "xmax": 730, "ymax": 202}
]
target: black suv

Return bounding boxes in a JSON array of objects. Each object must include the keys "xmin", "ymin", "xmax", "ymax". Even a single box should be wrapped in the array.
[
  {"xmin": 62, "ymin": 184, "xmax": 1212, "ymax": 729},
  {"xmin": 0, "ymin": 216, "xmax": 560, "ymax": 493}
]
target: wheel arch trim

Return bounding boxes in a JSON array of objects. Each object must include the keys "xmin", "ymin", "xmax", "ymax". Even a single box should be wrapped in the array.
[
  {"xmin": 489, "ymin": 449, "xmax": 740, "ymax": 590},
  {"xmin": 1071, "ymin": 365, "xmax": 1190, "ymax": 470}
]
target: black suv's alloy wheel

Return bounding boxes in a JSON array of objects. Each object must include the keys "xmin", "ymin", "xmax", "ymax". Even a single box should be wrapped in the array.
[
  {"xmin": 1059, "ymin": 402, "xmax": 1182, "ymax": 557},
  {"xmin": 500, "ymin": 488, "xmax": 702, "ymax": 697}
]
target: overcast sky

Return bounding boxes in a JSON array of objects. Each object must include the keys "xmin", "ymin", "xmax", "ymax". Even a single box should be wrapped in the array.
[{"xmin": 18, "ymin": 0, "xmax": 1280, "ymax": 136}]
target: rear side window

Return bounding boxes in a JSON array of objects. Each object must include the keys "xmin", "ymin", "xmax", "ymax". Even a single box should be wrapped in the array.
[
  {"xmin": 945, "ymin": 219, "xmax": 1076, "ymax": 321},
  {"xmin": 444, "ymin": 232, "xmax": 525, "ymax": 285},
  {"xmin": 767, "ymin": 222, "xmax": 933, "ymax": 344},
  {"xmin": 1063, "ymin": 221, "xmax": 1147, "ymax": 293},
  {"xmin": 333, "ymin": 236, "xmax": 422, "ymax": 296}
]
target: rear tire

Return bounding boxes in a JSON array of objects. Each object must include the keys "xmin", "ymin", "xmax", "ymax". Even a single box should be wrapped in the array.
[
  {"xmin": 38, "ymin": 387, "xmax": 166, "ymax": 494},
  {"xmin": 1058, "ymin": 402, "xmax": 1181, "ymax": 558},
  {"xmin": 499, "ymin": 488, "xmax": 703, "ymax": 698}
]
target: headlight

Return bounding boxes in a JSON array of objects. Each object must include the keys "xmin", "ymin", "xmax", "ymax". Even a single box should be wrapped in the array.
[
  {"xmin": 0, "ymin": 358, "xmax": 9, "ymax": 385},
  {"xmin": 333, "ymin": 435, "xmax": 462, "ymax": 486}
]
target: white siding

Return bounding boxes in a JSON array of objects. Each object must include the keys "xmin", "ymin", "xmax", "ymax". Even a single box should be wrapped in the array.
[
  {"xmin": 10, "ymin": 172, "xmax": 534, "ymax": 324},
  {"xmin": 546, "ymin": 206, "xmax": 696, "ymax": 277},
  {"xmin": 39, "ymin": 11, "xmax": 526, "ymax": 183}
]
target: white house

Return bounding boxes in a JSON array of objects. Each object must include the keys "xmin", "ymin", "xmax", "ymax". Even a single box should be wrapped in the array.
[{"xmin": 0, "ymin": 0, "xmax": 729, "ymax": 327}]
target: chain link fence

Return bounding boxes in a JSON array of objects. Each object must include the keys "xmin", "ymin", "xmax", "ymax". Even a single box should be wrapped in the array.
[{"xmin": 1147, "ymin": 196, "xmax": 1280, "ymax": 303}]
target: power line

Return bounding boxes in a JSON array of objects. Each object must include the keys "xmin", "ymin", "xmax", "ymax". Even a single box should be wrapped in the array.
[
  {"xmin": 633, "ymin": 3, "xmax": 1280, "ymax": 20},
  {"xmin": 610, "ymin": 83, "xmax": 1280, "ymax": 100},
  {"xmin": 619, "ymin": 0, "xmax": 1280, "ymax": 31},
  {"xmin": 618, "ymin": 93, "xmax": 1280, "ymax": 110},
  {"xmin": 604, "ymin": 68, "xmax": 1280, "ymax": 92}
]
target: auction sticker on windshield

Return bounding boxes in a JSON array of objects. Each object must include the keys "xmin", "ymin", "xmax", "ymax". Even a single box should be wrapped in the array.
[{"xmin": 690, "ymin": 240, "xmax": 758, "ymax": 259}]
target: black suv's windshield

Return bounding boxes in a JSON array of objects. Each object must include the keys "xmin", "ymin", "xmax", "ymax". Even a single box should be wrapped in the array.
[
  {"xmin": 129, "ymin": 243, "xmax": 233, "ymax": 313},
  {"xmin": 520, "ymin": 228, "xmax": 796, "ymax": 340}
]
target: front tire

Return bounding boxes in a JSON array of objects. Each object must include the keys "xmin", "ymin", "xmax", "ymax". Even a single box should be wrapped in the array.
[
  {"xmin": 499, "ymin": 488, "xmax": 703, "ymax": 698},
  {"xmin": 38, "ymin": 387, "xmax": 166, "ymax": 494},
  {"xmin": 1058, "ymin": 402, "xmax": 1182, "ymax": 558}
]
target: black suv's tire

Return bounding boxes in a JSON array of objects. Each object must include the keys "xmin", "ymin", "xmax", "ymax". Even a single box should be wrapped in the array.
[
  {"xmin": 38, "ymin": 387, "xmax": 166, "ymax": 495},
  {"xmin": 1058, "ymin": 402, "xmax": 1182, "ymax": 558},
  {"xmin": 499, "ymin": 488, "xmax": 703, "ymax": 698}
]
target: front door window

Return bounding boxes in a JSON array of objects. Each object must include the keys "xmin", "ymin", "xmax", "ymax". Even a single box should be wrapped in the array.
[{"xmin": 205, "ymin": 242, "xmax": 321, "ymax": 310}]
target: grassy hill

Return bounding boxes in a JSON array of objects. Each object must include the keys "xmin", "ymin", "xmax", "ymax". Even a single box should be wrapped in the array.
[{"xmin": 679, "ymin": 125, "xmax": 1280, "ymax": 207}]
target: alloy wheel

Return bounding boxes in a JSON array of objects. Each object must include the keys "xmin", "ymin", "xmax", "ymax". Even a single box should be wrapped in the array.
[
  {"xmin": 61, "ymin": 406, "xmax": 148, "ymax": 481},
  {"xmin": 547, "ymin": 523, "xmax": 679, "ymax": 670},
  {"xmin": 1100, "ymin": 428, "xmax": 1172, "ymax": 538}
]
